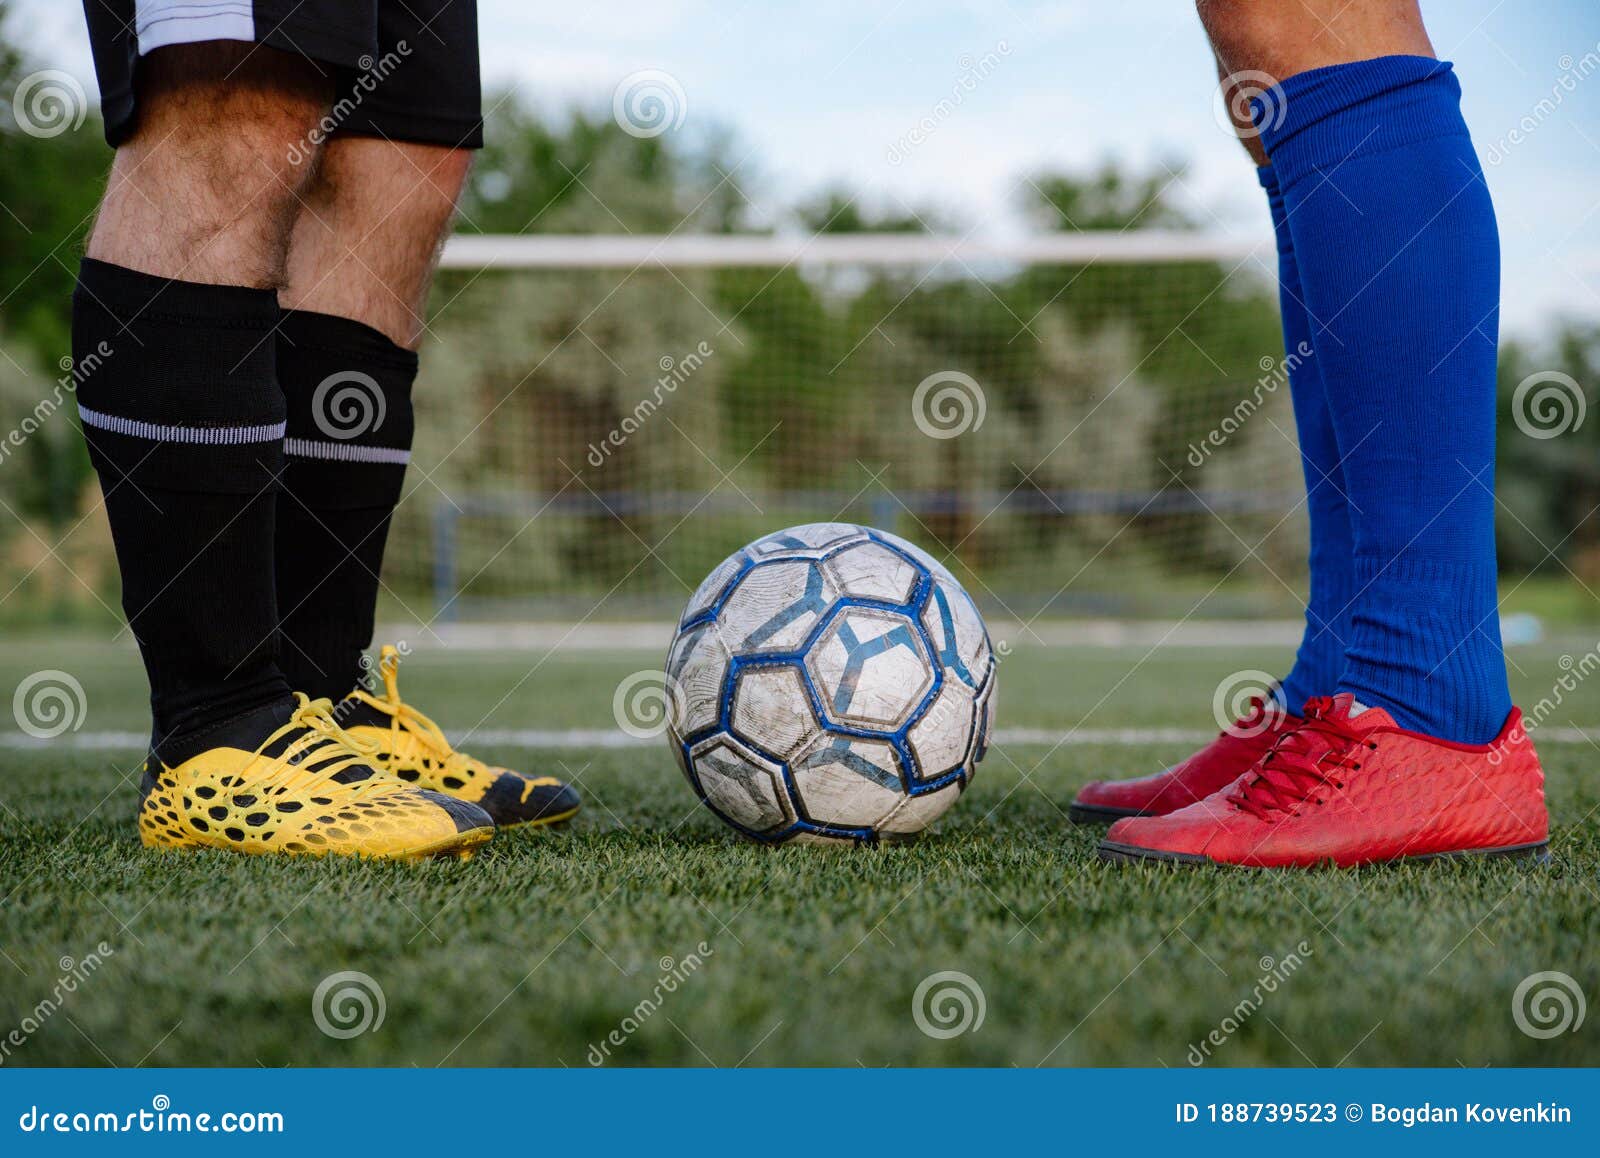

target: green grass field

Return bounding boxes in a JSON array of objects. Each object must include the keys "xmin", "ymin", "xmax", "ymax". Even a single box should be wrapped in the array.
[{"xmin": 1, "ymin": 635, "xmax": 1596, "ymax": 1067}]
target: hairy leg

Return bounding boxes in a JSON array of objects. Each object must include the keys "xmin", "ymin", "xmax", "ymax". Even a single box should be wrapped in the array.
[
  {"xmin": 75, "ymin": 43, "xmax": 334, "ymax": 748},
  {"xmin": 279, "ymin": 137, "xmax": 471, "ymax": 348},
  {"xmin": 1199, "ymin": 0, "xmax": 1433, "ymax": 82},
  {"xmin": 87, "ymin": 42, "xmax": 330, "ymax": 288}
]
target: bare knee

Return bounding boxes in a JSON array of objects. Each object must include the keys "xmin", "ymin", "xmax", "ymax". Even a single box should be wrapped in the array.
[
  {"xmin": 88, "ymin": 43, "xmax": 333, "ymax": 288},
  {"xmin": 316, "ymin": 140, "xmax": 468, "ymax": 243},
  {"xmin": 280, "ymin": 140, "xmax": 471, "ymax": 348}
]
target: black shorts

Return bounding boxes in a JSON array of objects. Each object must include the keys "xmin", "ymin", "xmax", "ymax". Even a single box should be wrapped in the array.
[{"xmin": 82, "ymin": 0, "xmax": 482, "ymax": 149}]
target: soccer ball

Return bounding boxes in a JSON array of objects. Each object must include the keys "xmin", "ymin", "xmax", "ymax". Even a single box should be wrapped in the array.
[{"xmin": 665, "ymin": 522, "xmax": 995, "ymax": 845}]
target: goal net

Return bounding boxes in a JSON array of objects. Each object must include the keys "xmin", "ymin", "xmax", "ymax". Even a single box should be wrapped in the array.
[{"xmin": 393, "ymin": 231, "xmax": 1307, "ymax": 625}]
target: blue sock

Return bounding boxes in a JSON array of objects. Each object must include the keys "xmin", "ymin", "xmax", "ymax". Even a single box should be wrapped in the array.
[
  {"xmin": 1260, "ymin": 56, "xmax": 1511, "ymax": 743},
  {"xmin": 1258, "ymin": 164, "xmax": 1354, "ymax": 716}
]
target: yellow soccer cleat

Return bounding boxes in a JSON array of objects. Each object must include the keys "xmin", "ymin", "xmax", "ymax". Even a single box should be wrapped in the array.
[
  {"xmin": 138, "ymin": 694, "xmax": 495, "ymax": 861},
  {"xmin": 339, "ymin": 645, "xmax": 581, "ymax": 829}
]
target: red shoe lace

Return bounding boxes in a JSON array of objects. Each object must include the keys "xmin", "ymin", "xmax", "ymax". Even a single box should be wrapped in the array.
[{"xmin": 1227, "ymin": 696, "xmax": 1377, "ymax": 819}]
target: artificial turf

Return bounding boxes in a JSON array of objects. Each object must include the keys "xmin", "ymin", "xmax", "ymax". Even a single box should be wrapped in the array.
[{"xmin": 0, "ymin": 636, "xmax": 1596, "ymax": 1066}]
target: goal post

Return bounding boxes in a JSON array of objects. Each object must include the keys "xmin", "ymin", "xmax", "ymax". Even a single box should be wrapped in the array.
[{"xmin": 402, "ymin": 230, "xmax": 1305, "ymax": 624}]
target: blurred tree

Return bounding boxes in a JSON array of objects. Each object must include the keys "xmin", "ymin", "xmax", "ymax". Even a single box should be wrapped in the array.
[
  {"xmin": 0, "ymin": 2, "xmax": 105, "ymax": 365},
  {"xmin": 456, "ymin": 96, "xmax": 755, "ymax": 236},
  {"xmin": 1015, "ymin": 161, "xmax": 1286, "ymax": 576},
  {"xmin": 1024, "ymin": 160, "xmax": 1194, "ymax": 233},
  {"xmin": 0, "ymin": 4, "xmax": 104, "ymax": 543},
  {"xmin": 1496, "ymin": 324, "xmax": 1600, "ymax": 590},
  {"xmin": 795, "ymin": 188, "xmax": 948, "ymax": 234}
]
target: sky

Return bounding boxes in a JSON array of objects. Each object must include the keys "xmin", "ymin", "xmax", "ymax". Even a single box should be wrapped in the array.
[{"xmin": 12, "ymin": 0, "xmax": 1599, "ymax": 336}]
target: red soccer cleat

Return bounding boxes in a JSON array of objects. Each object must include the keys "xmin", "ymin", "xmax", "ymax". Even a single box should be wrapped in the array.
[
  {"xmin": 1098, "ymin": 694, "xmax": 1549, "ymax": 868},
  {"xmin": 1069, "ymin": 696, "xmax": 1300, "ymax": 824}
]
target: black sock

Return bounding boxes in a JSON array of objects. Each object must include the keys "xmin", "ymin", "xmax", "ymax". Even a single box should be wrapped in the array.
[
  {"xmin": 73, "ymin": 258, "xmax": 292, "ymax": 753},
  {"xmin": 273, "ymin": 309, "xmax": 416, "ymax": 702}
]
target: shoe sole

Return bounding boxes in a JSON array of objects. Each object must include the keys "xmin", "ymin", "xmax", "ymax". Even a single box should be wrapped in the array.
[
  {"xmin": 501, "ymin": 805, "xmax": 581, "ymax": 830},
  {"xmin": 1069, "ymin": 802, "xmax": 1148, "ymax": 826},
  {"xmin": 141, "ymin": 824, "xmax": 496, "ymax": 862},
  {"xmin": 1097, "ymin": 838, "xmax": 1551, "ymax": 869}
]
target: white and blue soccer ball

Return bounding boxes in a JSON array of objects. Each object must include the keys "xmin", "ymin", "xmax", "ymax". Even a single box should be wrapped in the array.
[{"xmin": 666, "ymin": 523, "xmax": 996, "ymax": 845}]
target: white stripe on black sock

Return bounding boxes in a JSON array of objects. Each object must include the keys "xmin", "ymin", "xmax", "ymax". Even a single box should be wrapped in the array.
[
  {"xmin": 282, "ymin": 438, "xmax": 411, "ymax": 465},
  {"xmin": 77, "ymin": 403, "xmax": 285, "ymax": 445}
]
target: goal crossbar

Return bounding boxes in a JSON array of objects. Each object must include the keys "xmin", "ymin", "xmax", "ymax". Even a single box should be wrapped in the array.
[{"xmin": 438, "ymin": 230, "xmax": 1272, "ymax": 270}]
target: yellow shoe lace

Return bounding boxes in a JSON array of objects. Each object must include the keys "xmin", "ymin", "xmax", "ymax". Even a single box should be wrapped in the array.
[
  {"xmin": 251, "ymin": 693, "xmax": 385, "ymax": 796},
  {"xmin": 348, "ymin": 646, "xmax": 491, "ymax": 783}
]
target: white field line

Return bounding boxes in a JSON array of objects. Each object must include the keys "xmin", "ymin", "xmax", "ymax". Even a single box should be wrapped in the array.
[{"xmin": 5, "ymin": 725, "xmax": 1599, "ymax": 752}]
